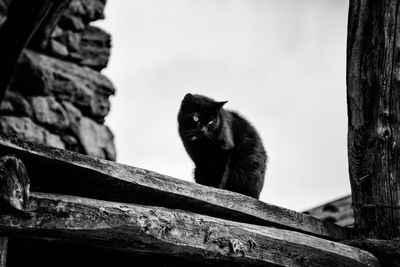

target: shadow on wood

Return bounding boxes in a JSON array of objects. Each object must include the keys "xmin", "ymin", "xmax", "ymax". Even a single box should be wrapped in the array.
[{"xmin": 7, "ymin": 237, "xmax": 215, "ymax": 267}]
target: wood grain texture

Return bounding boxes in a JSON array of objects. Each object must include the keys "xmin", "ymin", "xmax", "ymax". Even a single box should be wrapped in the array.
[
  {"xmin": 0, "ymin": 134, "xmax": 350, "ymax": 241},
  {"xmin": 6, "ymin": 238, "xmax": 217, "ymax": 267},
  {"xmin": 344, "ymin": 238, "xmax": 400, "ymax": 267},
  {"xmin": 0, "ymin": 0, "xmax": 71, "ymax": 103},
  {"xmin": 0, "ymin": 155, "xmax": 30, "ymax": 267},
  {"xmin": 347, "ymin": 0, "xmax": 400, "ymax": 238},
  {"xmin": 0, "ymin": 155, "xmax": 29, "ymax": 211},
  {"xmin": 0, "ymin": 192, "xmax": 380, "ymax": 267}
]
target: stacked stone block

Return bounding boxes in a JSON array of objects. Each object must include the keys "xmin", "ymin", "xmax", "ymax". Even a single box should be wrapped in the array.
[{"xmin": 0, "ymin": 0, "xmax": 116, "ymax": 161}]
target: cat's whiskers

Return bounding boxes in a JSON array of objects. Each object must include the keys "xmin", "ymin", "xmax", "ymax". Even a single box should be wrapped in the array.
[{"xmin": 203, "ymin": 131, "xmax": 217, "ymax": 143}]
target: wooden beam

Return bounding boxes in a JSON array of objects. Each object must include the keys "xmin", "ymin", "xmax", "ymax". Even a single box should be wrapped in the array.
[
  {"xmin": 0, "ymin": 0, "xmax": 71, "ymax": 103},
  {"xmin": 6, "ymin": 238, "xmax": 217, "ymax": 267},
  {"xmin": 0, "ymin": 155, "xmax": 30, "ymax": 211},
  {"xmin": 0, "ymin": 134, "xmax": 350, "ymax": 241},
  {"xmin": 0, "ymin": 155, "xmax": 29, "ymax": 267},
  {"xmin": 344, "ymin": 238, "xmax": 400, "ymax": 267},
  {"xmin": 0, "ymin": 192, "xmax": 380, "ymax": 267},
  {"xmin": 0, "ymin": 237, "xmax": 7, "ymax": 267},
  {"xmin": 347, "ymin": 0, "xmax": 400, "ymax": 238}
]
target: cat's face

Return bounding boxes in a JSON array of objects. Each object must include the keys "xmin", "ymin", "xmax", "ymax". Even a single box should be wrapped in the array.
[{"xmin": 178, "ymin": 93, "xmax": 227, "ymax": 141}]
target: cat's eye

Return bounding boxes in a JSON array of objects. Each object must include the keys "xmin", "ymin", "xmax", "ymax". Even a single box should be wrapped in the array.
[
  {"xmin": 193, "ymin": 115, "xmax": 199, "ymax": 122},
  {"xmin": 208, "ymin": 120, "xmax": 214, "ymax": 125}
]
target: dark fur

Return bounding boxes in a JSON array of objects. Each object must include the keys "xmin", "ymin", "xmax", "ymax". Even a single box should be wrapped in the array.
[{"xmin": 177, "ymin": 93, "xmax": 267, "ymax": 199}]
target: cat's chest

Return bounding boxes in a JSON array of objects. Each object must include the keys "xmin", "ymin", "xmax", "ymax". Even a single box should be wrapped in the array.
[{"xmin": 188, "ymin": 139, "xmax": 229, "ymax": 161}]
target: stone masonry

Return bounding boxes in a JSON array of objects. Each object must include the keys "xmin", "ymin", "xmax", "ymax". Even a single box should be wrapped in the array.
[{"xmin": 0, "ymin": 0, "xmax": 116, "ymax": 161}]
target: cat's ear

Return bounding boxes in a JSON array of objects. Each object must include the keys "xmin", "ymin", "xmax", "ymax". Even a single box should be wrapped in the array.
[
  {"xmin": 215, "ymin": 101, "xmax": 228, "ymax": 111},
  {"xmin": 183, "ymin": 93, "xmax": 195, "ymax": 103}
]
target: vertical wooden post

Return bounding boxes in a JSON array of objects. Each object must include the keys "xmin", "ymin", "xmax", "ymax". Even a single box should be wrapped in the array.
[
  {"xmin": 0, "ymin": 0, "xmax": 72, "ymax": 104},
  {"xmin": 0, "ymin": 155, "xmax": 30, "ymax": 267},
  {"xmin": 347, "ymin": 0, "xmax": 400, "ymax": 239},
  {"xmin": 0, "ymin": 237, "xmax": 7, "ymax": 267}
]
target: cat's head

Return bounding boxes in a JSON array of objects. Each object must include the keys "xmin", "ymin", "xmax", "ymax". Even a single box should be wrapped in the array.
[{"xmin": 178, "ymin": 93, "xmax": 228, "ymax": 141}]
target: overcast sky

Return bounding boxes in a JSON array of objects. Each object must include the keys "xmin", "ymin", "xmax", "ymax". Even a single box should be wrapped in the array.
[{"xmin": 95, "ymin": 0, "xmax": 350, "ymax": 211}]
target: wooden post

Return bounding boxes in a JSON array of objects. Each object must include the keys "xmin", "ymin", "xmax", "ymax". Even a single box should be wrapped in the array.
[
  {"xmin": 0, "ymin": 155, "xmax": 30, "ymax": 267},
  {"xmin": 347, "ymin": 0, "xmax": 400, "ymax": 239},
  {"xmin": 0, "ymin": 237, "xmax": 7, "ymax": 267},
  {"xmin": 0, "ymin": 0, "xmax": 71, "ymax": 104}
]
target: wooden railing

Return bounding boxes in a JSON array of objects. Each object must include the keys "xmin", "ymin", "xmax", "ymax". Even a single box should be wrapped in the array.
[{"xmin": 0, "ymin": 134, "xmax": 379, "ymax": 266}]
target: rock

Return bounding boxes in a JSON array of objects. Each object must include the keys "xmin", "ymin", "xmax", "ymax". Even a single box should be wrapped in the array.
[
  {"xmin": 0, "ymin": 90, "xmax": 32, "ymax": 117},
  {"xmin": 49, "ymin": 39, "xmax": 69, "ymax": 57},
  {"xmin": 30, "ymin": 96, "xmax": 70, "ymax": 132},
  {"xmin": 65, "ymin": 31, "xmax": 81, "ymax": 52},
  {"xmin": 58, "ymin": 14, "xmax": 85, "ymax": 31},
  {"xmin": 50, "ymin": 25, "xmax": 111, "ymax": 70},
  {"xmin": 78, "ymin": 26, "xmax": 111, "ymax": 70},
  {"xmin": 0, "ymin": 116, "xmax": 65, "ymax": 149},
  {"xmin": 61, "ymin": 102, "xmax": 115, "ymax": 159},
  {"xmin": 61, "ymin": 134, "xmax": 83, "ymax": 153},
  {"xmin": 74, "ymin": 116, "xmax": 116, "ymax": 161},
  {"xmin": 60, "ymin": 0, "xmax": 106, "ymax": 26},
  {"xmin": 50, "ymin": 25, "xmax": 64, "ymax": 39},
  {"xmin": 72, "ymin": 26, "xmax": 111, "ymax": 70},
  {"xmin": 61, "ymin": 101, "xmax": 82, "ymax": 134},
  {"xmin": 11, "ymin": 49, "xmax": 115, "ymax": 123}
]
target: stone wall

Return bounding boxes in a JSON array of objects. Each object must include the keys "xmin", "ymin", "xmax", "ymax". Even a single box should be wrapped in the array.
[{"xmin": 0, "ymin": 0, "xmax": 116, "ymax": 161}]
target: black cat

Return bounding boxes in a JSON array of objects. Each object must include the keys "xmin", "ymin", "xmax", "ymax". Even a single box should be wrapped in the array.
[{"xmin": 177, "ymin": 93, "xmax": 267, "ymax": 199}]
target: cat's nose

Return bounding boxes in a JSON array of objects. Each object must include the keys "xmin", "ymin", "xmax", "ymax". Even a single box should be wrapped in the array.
[{"xmin": 200, "ymin": 126, "xmax": 207, "ymax": 133}]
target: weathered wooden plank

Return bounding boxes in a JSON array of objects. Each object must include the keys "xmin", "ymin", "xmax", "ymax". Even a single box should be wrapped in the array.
[
  {"xmin": 0, "ymin": 192, "xmax": 379, "ymax": 267},
  {"xmin": 0, "ymin": 0, "xmax": 71, "ymax": 103},
  {"xmin": 347, "ymin": 0, "xmax": 400, "ymax": 238},
  {"xmin": 0, "ymin": 237, "xmax": 7, "ymax": 267},
  {"xmin": 0, "ymin": 134, "xmax": 350, "ymax": 241},
  {"xmin": 6, "ymin": 237, "xmax": 216, "ymax": 267},
  {"xmin": 344, "ymin": 238, "xmax": 400, "ymax": 267},
  {"xmin": 0, "ymin": 154, "xmax": 30, "ymax": 267},
  {"xmin": 0, "ymin": 155, "xmax": 29, "ymax": 211}
]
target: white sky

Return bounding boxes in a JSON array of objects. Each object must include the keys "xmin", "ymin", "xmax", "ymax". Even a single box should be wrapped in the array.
[{"xmin": 95, "ymin": 0, "xmax": 350, "ymax": 211}]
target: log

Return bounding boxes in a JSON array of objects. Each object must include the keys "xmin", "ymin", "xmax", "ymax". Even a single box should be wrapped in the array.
[
  {"xmin": 347, "ymin": 0, "xmax": 400, "ymax": 238},
  {"xmin": 0, "ymin": 134, "xmax": 350, "ymax": 241},
  {"xmin": 0, "ymin": 155, "xmax": 29, "ymax": 267},
  {"xmin": 0, "ymin": 155, "xmax": 30, "ymax": 211},
  {"xmin": 0, "ymin": 192, "xmax": 380, "ymax": 267},
  {"xmin": 6, "ymin": 237, "xmax": 216, "ymax": 267},
  {"xmin": 0, "ymin": 0, "xmax": 71, "ymax": 103},
  {"xmin": 344, "ymin": 238, "xmax": 400, "ymax": 267}
]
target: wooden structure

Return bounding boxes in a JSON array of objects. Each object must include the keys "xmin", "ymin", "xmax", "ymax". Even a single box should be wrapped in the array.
[
  {"xmin": 0, "ymin": 0, "xmax": 71, "ymax": 102},
  {"xmin": 347, "ymin": 0, "xmax": 400, "ymax": 240},
  {"xmin": 0, "ymin": 135, "xmax": 379, "ymax": 266},
  {"xmin": 0, "ymin": 0, "xmax": 399, "ymax": 266}
]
